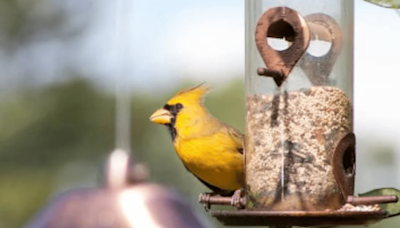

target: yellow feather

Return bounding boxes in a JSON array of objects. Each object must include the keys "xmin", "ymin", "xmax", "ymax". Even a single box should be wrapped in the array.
[
  {"xmin": 167, "ymin": 83, "xmax": 210, "ymax": 107},
  {"xmin": 174, "ymin": 126, "xmax": 244, "ymax": 190},
  {"xmin": 155, "ymin": 84, "xmax": 244, "ymax": 191}
]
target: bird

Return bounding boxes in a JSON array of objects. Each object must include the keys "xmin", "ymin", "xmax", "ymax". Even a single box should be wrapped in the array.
[{"xmin": 149, "ymin": 84, "xmax": 244, "ymax": 199}]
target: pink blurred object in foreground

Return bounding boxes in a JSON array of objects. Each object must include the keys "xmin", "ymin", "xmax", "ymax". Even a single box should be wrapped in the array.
[{"xmin": 25, "ymin": 150, "xmax": 207, "ymax": 228}]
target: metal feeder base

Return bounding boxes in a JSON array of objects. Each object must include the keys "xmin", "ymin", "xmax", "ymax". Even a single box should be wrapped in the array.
[{"xmin": 211, "ymin": 210, "xmax": 387, "ymax": 227}]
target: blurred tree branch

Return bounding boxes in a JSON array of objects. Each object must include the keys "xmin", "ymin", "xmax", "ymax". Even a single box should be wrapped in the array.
[{"xmin": 0, "ymin": 0, "xmax": 90, "ymax": 52}]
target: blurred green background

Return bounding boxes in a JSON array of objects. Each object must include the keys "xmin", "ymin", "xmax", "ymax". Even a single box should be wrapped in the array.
[
  {"xmin": 0, "ymin": 76, "xmax": 245, "ymax": 228},
  {"xmin": 1, "ymin": 0, "xmax": 400, "ymax": 228}
]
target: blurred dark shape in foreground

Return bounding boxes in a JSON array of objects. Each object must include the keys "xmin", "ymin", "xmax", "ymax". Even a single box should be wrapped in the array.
[{"xmin": 25, "ymin": 150, "xmax": 207, "ymax": 228}]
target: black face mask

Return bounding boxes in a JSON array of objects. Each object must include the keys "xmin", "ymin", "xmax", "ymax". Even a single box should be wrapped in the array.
[
  {"xmin": 162, "ymin": 103, "xmax": 183, "ymax": 141},
  {"xmin": 163, "ymin": 103, "xmax": 183, "ymax": 117}
]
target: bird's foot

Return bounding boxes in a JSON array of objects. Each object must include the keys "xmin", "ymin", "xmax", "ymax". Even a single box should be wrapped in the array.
[
  {"xmin": 199, "ymin": 192, "xmax": 217, "ymax": 212},
  {"xmin": 231, "ymin": 188, "xmax": 246, "ymax": 209}
]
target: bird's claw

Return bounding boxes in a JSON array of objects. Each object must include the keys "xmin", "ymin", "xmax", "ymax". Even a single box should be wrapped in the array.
[{"xmin": 231, "ymin": 188, "xmax": 246, "ymax": 209}]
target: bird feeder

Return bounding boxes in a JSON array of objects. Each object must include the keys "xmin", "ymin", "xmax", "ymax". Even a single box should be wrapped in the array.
[
  {"xmin": 199, "ymin": 0, "xmax": 400, "ymax": 227},
  {"xmin": 25, "ymin": 150, "xmax": 207, "ymax": 228}
]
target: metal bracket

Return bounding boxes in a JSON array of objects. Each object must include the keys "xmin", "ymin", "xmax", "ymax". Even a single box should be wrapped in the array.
[
  {"xmin": 256, "ymin": 9, "xmax": 343, "ymax": 87},
  {"xmin": 255, "ymin": 7, "xmax": 311, "ymax": 87},
  {"xmin": 299, "ymin": 14, "xmax": 343, "ymax": 85}
]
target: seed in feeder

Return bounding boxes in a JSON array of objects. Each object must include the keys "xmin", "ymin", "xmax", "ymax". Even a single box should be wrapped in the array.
[
  {"xmin": 246, "ymin": 86, "xmax": 353, "ymax": 210},
  {"xmin": 338, "ymin": 203, "xmax": 382, "ymax": 212}
]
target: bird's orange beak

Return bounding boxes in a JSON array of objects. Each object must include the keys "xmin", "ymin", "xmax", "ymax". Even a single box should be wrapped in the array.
[{"xmin": 149, "ymin": 108, "xmax": 173, "ymax": 125}]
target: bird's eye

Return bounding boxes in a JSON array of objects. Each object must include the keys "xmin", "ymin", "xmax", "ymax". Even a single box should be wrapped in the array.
[{"xmin": 176, "ymin": 103, "xmax": 183, "ymax": 110}]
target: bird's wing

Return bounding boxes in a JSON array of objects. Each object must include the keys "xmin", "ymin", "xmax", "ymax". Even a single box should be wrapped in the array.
[
  {"xmin": 224, "ymin": 125, "xmax": 245, "ymax": 154},
  {"xmin": 184, "ymin": 125, "xmax": 244, "ymax": 195},
  {"xmin": 183, "ymin": 165, "xmax": 235, "ymax": 196}
]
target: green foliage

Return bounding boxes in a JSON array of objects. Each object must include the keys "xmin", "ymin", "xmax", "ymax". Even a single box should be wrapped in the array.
[
  {"xmin": 0, "ymin": 77, "xmax": 245, "ymax": 228},
  {"xmin": 0, "ymin": 166, "xmax": 54, "ymax": 227},
  {"xmin": 0, "ymin": 0, "xmax": 87, "ymax": 52},
  {"xmin": 0, "ymin": 78, "xmax": 115, "ymax": 227},
  {"xmin": 364, "ymin": 0, "xmax": 400, "ymax": 8},
  {"xmin": 0, "ymin": 79, "xmax": 115, "ymax": 166}
]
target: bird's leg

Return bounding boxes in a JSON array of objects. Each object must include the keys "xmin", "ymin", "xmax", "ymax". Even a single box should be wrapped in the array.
[
  {"xmin": 231, "ymin": 187, "xmax": 246, "ymax": 209},
  {"xmin": 199, "ymin": 192, "xmax": 218, "ymax": 212}
]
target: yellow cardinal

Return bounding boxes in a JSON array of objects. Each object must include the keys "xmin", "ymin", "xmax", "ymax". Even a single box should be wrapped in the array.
[{"xmin": 149, "ymin": 84, "xmax": 244, "ymax": 196}]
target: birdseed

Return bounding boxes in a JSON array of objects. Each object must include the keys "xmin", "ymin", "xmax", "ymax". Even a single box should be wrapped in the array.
[
  {"xmin": 245, "ymin": 86, "xmax": 353, "ymax": 210},
  {"xmin": 337, "ymin": 203, "xmax": 382, "ymax": 212}
]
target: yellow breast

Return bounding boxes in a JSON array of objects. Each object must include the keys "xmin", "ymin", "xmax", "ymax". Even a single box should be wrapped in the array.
[{"xmin": 174, "ymin": 131, "xmax": 244, "ymax": 190}]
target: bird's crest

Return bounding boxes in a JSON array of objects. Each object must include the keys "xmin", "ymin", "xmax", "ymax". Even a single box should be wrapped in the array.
[{"xmin": 168, "ymin": 83, "xmax": 210, "ymax": 105}]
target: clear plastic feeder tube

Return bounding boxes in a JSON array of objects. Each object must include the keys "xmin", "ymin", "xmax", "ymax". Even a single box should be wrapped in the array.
[{"xmin": 245, "ymin": 0, "xmax": 354, "ymax": 211}]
